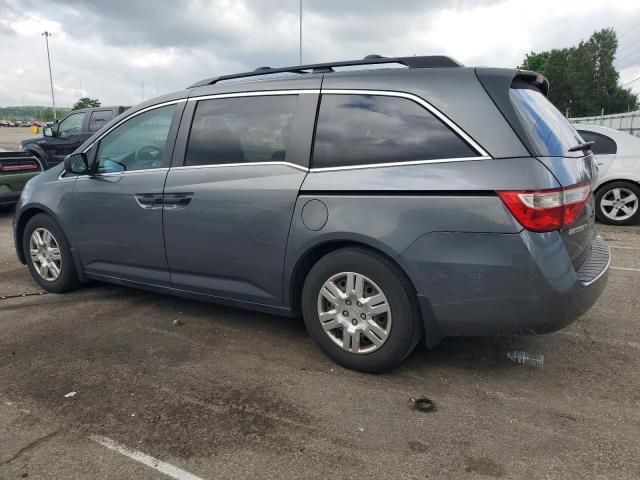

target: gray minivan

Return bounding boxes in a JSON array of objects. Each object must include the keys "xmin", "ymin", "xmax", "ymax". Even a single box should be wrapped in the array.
[{"xmin": 13, "ymin": 56, "xmax": 610, "ymax": 372}]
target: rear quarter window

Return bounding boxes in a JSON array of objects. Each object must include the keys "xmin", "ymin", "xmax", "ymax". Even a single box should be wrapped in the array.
[{"xmin": 312, "ymin": 94, "xmax": 477, "ymax": 169}]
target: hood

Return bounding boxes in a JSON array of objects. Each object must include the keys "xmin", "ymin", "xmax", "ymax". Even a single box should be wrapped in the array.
[{"xmin": 20, "ymin": 136, "xmax": 46, "ymax": 147}]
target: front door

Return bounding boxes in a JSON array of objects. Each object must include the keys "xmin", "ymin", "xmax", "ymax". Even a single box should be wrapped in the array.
[
  {"xmin": 73, "ymin": 103, "xmax": 182, "ymax": 286},
  {"xmin": 163, "ymin": 92, "xmax": 317, "ymax": 306}
]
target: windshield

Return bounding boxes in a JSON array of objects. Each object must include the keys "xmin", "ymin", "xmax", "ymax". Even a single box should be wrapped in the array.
[{"xmin": 510, "ymin": 88, "xmax": 583, "ymax": 157}]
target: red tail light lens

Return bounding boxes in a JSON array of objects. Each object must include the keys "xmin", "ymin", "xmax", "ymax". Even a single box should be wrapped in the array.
[
  {"xmin": 498, "ymin": 183, "xmax": 591, "ymax": 232},
  {"xmin": 0, "ymin": 160, "xmax": 40, "ymax": 172}
]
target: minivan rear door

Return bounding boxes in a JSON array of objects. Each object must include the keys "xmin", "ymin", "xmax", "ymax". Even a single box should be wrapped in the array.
[
  {"xmin": 508, "ymin": 81, "xmax": 597, "ymax": 270},
  {"xmin": 162, "ymin": 88, "xmax": 319, "ymax": 307}
]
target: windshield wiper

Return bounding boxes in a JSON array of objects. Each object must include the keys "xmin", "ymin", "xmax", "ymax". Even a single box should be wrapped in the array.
[{"xmin": 568, "ymin": 141, "xmax": 595, "ymax": 153}]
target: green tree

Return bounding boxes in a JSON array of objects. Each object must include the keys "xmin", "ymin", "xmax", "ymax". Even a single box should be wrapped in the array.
[
  {"xmin": 72, "ymin": 97, "xmax": 101, "ymax": 111},
  {"xmin": 519, "ymin": 28, "xmax": 639, "ymax": 117}
]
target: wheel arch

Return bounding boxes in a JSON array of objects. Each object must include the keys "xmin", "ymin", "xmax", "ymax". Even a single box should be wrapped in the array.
[
  {"xmin": 595, "ymin": 178, "xmax": 640, "ymax": 195},
  {"xmin": 15, "ymin": 205, "xmax": 67, "ymax": 264},
  {"xmin": 21, "ymin": 144, "xmax": 48, "ymax": 167},
  {"xmin": 287, "ymin": 236, "xmax": 424, "ymax": 321}
]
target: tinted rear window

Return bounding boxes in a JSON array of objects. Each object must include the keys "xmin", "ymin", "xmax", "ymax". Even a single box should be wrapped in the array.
[
  {"xmin": 577, "ymin": 130, "xmax": 617, "ymax": 155},
  {"xmin": 88, "ymin": 110, "xmax": 113, "ymax": 132},
  {"xmin": 510, "ymin": 88, "xmax": 583, "ymax": 157},
  {"xmin": 312, "ymin": 94, "xmax": 477, "ymax": 169}
]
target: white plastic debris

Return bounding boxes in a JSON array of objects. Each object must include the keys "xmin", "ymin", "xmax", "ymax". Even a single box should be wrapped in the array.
[{"xmin": 64, "ymin": 391, "xmax": 77, "ymax": 398}]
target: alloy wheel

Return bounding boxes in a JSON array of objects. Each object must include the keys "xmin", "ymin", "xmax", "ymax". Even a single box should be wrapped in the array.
[
  {"xmin": 317, "ymin": 272, "xmax": 392, "ymax": 354},
  {"xmin": 29, "ymin": 227, "xmax": 62, "ymax": 282},
  {"xmin": 600, "ymin": 187, "xmax": 639, "ymax": 222}
]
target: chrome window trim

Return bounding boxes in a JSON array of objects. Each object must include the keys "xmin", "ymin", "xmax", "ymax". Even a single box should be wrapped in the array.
[
  {"xmin": 82, "ymin": 99, "xmax": 186, "ymax": 153},
  {"xmin": 318, "ymin": 88, "xmax": 490, "ymax": 159},
  {"xmin": 73, "ymin": 167, "xmax": 170, "ymax": 180},
  {"xmin": 171, "ymin": 161, "xmax": 308, "ymax": 172},
  {"xmin": 75, "ymin": 88, "xmax": 490, "ymax": 175},
  {"xmin": 308, "ymin": 156, "xmax": 490, "ymax": 173},
  {"xmin": 188, "ymin": 89, "xmax": 320, "ymax": 102}
]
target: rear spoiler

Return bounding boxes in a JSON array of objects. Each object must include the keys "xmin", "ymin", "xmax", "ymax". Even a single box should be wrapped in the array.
[{"xmin": 475, "ymin": 68, "xmax": 550, "ymax": 157}]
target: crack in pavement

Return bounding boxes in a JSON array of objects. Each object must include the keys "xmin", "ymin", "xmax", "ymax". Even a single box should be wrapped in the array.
[{"xmin": 1, "ymin": 429, "xmax": 60, "ymax": 466}]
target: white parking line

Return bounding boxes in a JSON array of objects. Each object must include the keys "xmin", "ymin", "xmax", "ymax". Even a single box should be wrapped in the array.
[
  {"xmin": 611, "ymin": 266, "xmax": 640, "ymax": 272},
  {"xmin": 89, "ymin": 435, "xmax": 203, "ymax": 480}
]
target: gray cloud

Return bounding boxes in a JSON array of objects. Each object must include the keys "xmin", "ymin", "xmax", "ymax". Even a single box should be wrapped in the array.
[{"xmin": 0, "ymin": 0, "xmax": 639, "ymax": 108}]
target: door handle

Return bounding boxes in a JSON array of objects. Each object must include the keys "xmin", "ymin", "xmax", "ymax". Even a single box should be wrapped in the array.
[
  {"xmin": 134, "ymin": 193, "xmax": 163, "ymax": 210},
  {"xmin": 163, "ymin": 193, "xmax": 193, "ymax": 210}
]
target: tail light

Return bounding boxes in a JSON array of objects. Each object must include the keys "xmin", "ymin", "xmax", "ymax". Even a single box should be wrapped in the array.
[
  {"xmin": 0, "ymin": 160, "xmax": 41, "ymax": 172},
  {"xmin": 498, "ymin": 183, "xmax": 591, "ymax": 232}
]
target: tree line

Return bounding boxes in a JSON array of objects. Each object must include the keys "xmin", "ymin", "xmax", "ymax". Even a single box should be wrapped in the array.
[{"xmin": 519, "ymin": 28, "xmax": 639, "ymax": 117}]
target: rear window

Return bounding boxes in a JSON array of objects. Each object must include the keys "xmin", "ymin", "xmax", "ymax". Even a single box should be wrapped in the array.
[
  {"xmin": 510, "ymin": 88, "xmax": 583, "ymax": 157},
  {"xmin": 88, "ymin": 110, "xmax": 113, "ymax": 132},
  {"xmin": 312, "ymin": 94, "xmax": 477, "ymax": 169},
  {"xmin": 577, "ymin": 130, "xmax": 617, "ymax": 155}
]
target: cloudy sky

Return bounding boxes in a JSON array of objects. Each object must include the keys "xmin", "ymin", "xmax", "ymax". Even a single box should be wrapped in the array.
[{"xmin": 1, "ymin": 0, "xmax": 639, "ymax": 108}]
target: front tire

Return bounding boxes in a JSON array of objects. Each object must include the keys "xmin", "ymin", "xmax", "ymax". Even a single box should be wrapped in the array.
[
  {"xmin": 595, "ymin": 181, "xmax": 640, "ymax": 225},
  {"xmin": 23, "ymin": 213, "xmax": 81, "ymax": 293},
  {"xmin": 301, "ymin": 248, "xmax": 422, "ymax": 372}
]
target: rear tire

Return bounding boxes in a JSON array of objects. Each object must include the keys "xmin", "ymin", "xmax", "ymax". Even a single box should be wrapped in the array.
[
  {"xmin": 595, "ymin": 181, "xmax": 640, "ymax": 225},
  {"xmin": 23, "ymin": 213, "xmax": 81, "ymax": 293},
  {"xmin": 301, "ymin": 247, "xmax": 422, "ymax": 372}
]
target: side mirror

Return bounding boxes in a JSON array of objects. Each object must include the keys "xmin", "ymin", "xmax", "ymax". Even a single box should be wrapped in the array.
[
  {"xmin": 43, "ymin": 127, "xmax": 53, "ymax": 137},
  {"xmin": 64, "ymin": 152, "xmax": 89, "ymax": 175}
]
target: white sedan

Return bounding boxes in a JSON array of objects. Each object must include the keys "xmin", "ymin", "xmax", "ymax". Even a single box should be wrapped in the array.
[{"xmin": 576, "ymin": 125, "xmax": 640, "ymax": 225}]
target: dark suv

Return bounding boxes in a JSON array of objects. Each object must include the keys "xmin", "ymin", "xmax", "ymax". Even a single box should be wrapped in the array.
[
  {"xmin": 13, "ymin": 56, "xmax": 609, "ymax": 372},
  {"xmin": 20, "ymin": 106, "xmax": 129, "ymax": 169}
]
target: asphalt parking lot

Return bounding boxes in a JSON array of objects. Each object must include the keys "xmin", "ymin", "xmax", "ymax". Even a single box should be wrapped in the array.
[
  {"xmin": 1, "ymin": 207, "xmax": 639, "ymax": 480},
  {"xmin": 0, "ymin": 127, "xmax": 34, "ymax": 151}
]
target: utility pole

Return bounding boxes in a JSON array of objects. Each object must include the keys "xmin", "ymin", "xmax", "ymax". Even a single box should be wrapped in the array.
[
  {"xmin": 299, "ymin": 0, "xmax": 302, "ymax": 64},
  {"xmin": 42, "ymin": 31, "xmax": 57, "ymax": 120}
]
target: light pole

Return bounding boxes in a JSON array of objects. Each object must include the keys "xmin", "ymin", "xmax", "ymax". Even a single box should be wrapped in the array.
[
  {"xmin": 42, "ymin": 31, "xmax": 57, "ymax": 120},
  {"xmin": 299, "ymin": 0, "xmax": 302, "ymax": 64}
]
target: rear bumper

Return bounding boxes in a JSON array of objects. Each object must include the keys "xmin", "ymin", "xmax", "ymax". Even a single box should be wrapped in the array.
[{"xmin": 401, "ymin": 230, "xmax": 610, "ymax": 341}]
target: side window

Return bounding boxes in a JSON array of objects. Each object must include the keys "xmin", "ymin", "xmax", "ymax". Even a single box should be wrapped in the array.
[
  {"xmin": 185, "ymin": 95, "xmax": 298, "ymax": 166},
  {"xmin": 578, "ymin": 130, "xmax": 617, "ymax": 155},
  {"xmin": 58, "ymin": 112, "xmax": 86, "ymax": 137},
  {"xmin": 95, "ymin": 104, "xmax": 176, "ymax": 174},
  {"xmin": 312, "ymin": 94, "xmax": 477, "ymax": 169},
  {"xmin": 88, "ymin": 110, "xmax": 113, "ymax": 132}
]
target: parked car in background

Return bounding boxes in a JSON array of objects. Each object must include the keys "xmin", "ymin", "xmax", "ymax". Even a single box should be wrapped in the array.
[
  {"xmin": 13, "ymin": 56, "xmax": 609, "ymax": 372},
  {"xmin": 0, "ymin": 151, "xmax": 44, "ymax": 208},
  {"xmin": 20, "ymin": 106, "xmax": 130, "ymax": 169},
  {"xmin": 576, "ymin": 125, "xmax": 640, "ymax": 225}
]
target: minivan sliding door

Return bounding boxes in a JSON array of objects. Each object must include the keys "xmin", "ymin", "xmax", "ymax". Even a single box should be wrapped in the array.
[{"xmin": 163, "ymin": 91, "xmax": 318, "ymax": 307}]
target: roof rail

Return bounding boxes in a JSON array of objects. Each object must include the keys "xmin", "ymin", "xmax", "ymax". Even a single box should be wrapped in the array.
[{"xmin": 188, "ymin": 55, "xmax": 463, "ymax": 88}]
